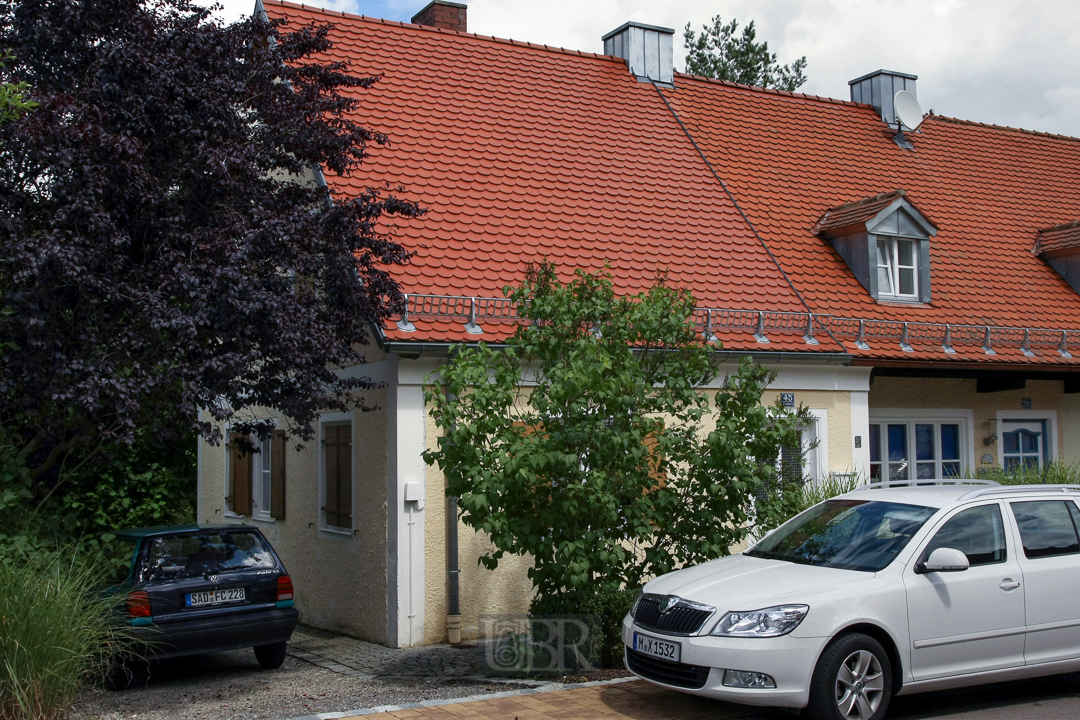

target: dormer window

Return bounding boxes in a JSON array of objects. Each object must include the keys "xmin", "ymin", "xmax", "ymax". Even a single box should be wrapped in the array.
[
  {"xmin": 877, "ymin": 237, "xmax": 917, "ymax": 299},
  {"xmin": 1033, "ymin": 220, "xmax": 1080, "ymax": 296},
  {"xmin": 813, "ymin": 189, "xmax": 938, "ymax": 304}
]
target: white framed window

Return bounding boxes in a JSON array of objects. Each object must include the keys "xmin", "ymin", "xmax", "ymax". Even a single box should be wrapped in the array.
[
  {"xmin": 253, "ymin": 432, "xmax": 273, "ymax": 521},
  {"xmin": 868, "ymin": 410, "xmax": 972, "ymax": 482},
  {"xmin": 225, "ymin": 423, "xmax": 286, "ymax": 521},
  {"xmin": 772, "ymin": 409, "xmax": 827, "ymax": 487},
  {"xmin": 996, "ymin": 410, "xmax": 1057, "ymax": 471},
  {"xmin": 876, "ymin": 237, "xmax": 918, "ymax": 299},
  {"xmin": 320, "ymin": 413, "xmax": 354, "ymax": 534}
]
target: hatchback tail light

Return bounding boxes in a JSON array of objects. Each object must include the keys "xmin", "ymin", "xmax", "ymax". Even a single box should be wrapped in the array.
[
  {"xmin": 126, "ymin": 590, "xmax": 152, "ymax": 618},
  {"xmin": 277, "ymin": 575, "xmax": 294, "ymax": 602}
]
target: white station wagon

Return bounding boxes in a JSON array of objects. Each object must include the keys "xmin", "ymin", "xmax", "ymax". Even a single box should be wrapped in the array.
[{"xmin": 623, "ymin": 482, "xmax": 1080, "ymax": 720}]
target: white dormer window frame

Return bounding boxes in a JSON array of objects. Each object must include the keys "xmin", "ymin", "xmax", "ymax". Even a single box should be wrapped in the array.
[
  {"xmin": 815, "ymin": 193, "xmax": 938, "ymax": 305},
  {"xmin": 876, "ymin": 236, "xmax": 919, "ymax": 300}
]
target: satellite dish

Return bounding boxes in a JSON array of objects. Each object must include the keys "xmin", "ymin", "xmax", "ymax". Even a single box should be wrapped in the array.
[{"xmin": 894, "ymin": 90, "xmax": 924, "ymax": 130}]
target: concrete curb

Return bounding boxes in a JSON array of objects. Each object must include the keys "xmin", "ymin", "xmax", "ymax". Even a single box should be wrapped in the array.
[{"xmin": 280, "ymin": 675, "xmax": 639, "ymax": 720}]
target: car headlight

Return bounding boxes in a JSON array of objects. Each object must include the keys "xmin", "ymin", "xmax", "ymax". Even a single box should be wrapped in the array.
[
  {"xmin": 629, "ymin": 589, "xmax": 644, "ymax": 618},
  {"xmin": 710, "ymin": 604, "xmax": 809, "ymax": 637}
]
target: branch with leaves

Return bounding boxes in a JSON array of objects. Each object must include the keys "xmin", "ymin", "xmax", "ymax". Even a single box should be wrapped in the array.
[
  {"xmin": 424, "ymin": 263, "xmax": 810, "ymax": 601},
  {"xmin": 684, "ymin": 16, "xmax": 807, "ymax": 91}
]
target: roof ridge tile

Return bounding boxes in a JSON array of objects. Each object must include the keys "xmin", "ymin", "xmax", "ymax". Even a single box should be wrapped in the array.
[
  {"xmin": 267, "ymin": 0, "xmax": 623, "ymax": 64},
  {"xmin": 931, "ymin": 114, "xmax": 1080, "ymax": 143},
  {"xmin": 673, "ymin": 71, "xmax": 867, "ymax": 109}
]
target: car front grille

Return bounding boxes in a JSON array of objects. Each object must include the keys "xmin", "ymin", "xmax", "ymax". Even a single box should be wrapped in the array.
[
  {"xmin": 625, "ymin": 648, "xmax": 711, "ymax": 689},
  {"xmin": 634, "ymin": 598, "xmax": 713, "ymax": 635}
]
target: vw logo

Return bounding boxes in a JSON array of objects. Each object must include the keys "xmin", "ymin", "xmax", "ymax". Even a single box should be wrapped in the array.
[
  {"xmin": 659, "ymin": 595, "xmax": 681, "ymax": 614},
  {"xmin": 208, "ymin": 575, "xmax": 219, "ymax": 584}
]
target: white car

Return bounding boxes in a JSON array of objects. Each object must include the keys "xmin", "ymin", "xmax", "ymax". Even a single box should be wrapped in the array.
[{"xmin": 623, "ymin": 482, "xmax": 1080, "ymax": 720}]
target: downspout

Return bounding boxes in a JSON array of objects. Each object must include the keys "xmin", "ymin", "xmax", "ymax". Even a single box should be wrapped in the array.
[
  {"xmin": 446, "ymin": 493, "xmax": 461, "ymax": 643},
  {"xmin": 444, "ymin": 357, "xmax": 462, "ymax": 644}
]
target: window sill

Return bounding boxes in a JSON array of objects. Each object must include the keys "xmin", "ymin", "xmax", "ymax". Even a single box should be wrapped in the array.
[
  {"xmin": 875, "ymin": 298, "xmax": 930, "ymax": 308},
  {"xmin": 223, "ymin": 511, "xmax": 246, "ymax": 524},
  {"xmin": 320, "ymin": 525, "xmax": 353, "ymax": 538},
  {"xmin": 251, "ymin": 514, "xmax": 276, "ymax": 524}
]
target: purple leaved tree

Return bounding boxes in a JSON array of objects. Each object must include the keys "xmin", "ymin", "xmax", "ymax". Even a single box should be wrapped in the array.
[{"xmin": 0, "ymin": 0, "xmax": 421, "ymax": 509}]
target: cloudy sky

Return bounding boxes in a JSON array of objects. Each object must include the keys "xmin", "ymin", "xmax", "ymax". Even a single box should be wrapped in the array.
[{"xmin": 198, "ymin": 0, "xmax": 1080, "ymax": 138}]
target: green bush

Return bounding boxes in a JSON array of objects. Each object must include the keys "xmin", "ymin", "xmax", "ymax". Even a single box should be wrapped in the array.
[
  {"xmin": 531, "ymin": 585, "xmax": 637, "ymax": 670},
  {"xmin": 0, "ymin": 428, "xmax": 195, "ymax": 567},
  {"xmin": 0, "ymin": 549, "xmax": 131, "ymax": 720},
  {"xmin": 975, "ymin": 461, "xmax": 1080, "ymax": 486}
]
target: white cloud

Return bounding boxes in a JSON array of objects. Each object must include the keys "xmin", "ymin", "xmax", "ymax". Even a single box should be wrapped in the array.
[{"xmin": 198, "ymin": 0, "xmax": 1080, "ymax": 137}]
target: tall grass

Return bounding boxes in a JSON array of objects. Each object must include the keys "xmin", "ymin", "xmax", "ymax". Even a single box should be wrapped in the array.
[
  {"xmin": 792, "ymin": 472, "xmax": 863, "ymax": 509},
  {"xmin": 0, "ymin": 550, "xmax": 130, "ymax": 720},
  {"xmin": 973, "ymin": 461, "xmax": 1080, "ymax": 486}
]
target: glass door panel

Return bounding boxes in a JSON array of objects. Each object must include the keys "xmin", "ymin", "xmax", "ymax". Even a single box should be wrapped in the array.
[{"xmin": 888, "ymin": 424, "xmax": 909, "ymax": 480}]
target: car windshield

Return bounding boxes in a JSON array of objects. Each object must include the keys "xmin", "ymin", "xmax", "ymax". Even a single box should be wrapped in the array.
[
  {"xmin": 746, "ymin": 499, "xmax": 938, "ymax": 572},
  {"xmin": 143, "ymin": 531, "xmax": 276, "ymax": 581}
]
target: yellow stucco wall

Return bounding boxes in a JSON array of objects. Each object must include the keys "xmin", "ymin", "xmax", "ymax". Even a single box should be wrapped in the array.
[
  {"xmin": 766, "ymin": 389, "xmax": 854, "ymax": 474},
  {"xmin": 197, "ymin": 392, "xmax": 390, "ymax": 643},
  {"xmin": 1064, "ymin": 394, "xmax": 1080, "ymax": 465},
  {"xmin": 868, "ymin": 377, "xmax": 1067, "ymax": 469}
]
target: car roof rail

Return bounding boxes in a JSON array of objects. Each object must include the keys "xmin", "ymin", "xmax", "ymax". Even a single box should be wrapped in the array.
[
  {"xmin": 851, "ymin": 480, "xmax": 999, "ymax": 492},
  {"xmin": 957, "ymin": 484, "xmax": 1080, "ymax": 501}
]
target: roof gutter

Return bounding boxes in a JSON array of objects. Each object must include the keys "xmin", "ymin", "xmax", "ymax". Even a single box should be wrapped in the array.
[
  {"xmin": 383, "ymin": 340, "xmax": 853, "ymax": 365},
  {"xmin": 855, "ymin": 358, "xmax": 1080, "ymax": 373}
]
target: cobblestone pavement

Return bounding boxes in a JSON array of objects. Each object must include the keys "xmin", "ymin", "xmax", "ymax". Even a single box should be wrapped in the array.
[
  {"xmin": 287, "ymin": 627, "xmax": 483, "ymax": 680},
  {"xmin": 321, "ymin": 672, "xmax": 1080, "ymax": 720},
  {"xmin": 333, "ymin": 681, "xmax": 781, "ymax": 720}
]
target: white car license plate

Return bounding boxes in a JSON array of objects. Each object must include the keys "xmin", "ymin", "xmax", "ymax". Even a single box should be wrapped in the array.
[
  {"xmin": 186, "ymin": 587, "xmax": 245, "ymax": 608},
  {"xmin": 633, "ymin": 632, "xmax": 681, "ymax": 663}
]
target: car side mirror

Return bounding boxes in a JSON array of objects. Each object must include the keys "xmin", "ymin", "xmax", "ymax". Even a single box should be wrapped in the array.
[{"xmin": 917, "ymin": 547, "xmax": 970, "ymax": 574}]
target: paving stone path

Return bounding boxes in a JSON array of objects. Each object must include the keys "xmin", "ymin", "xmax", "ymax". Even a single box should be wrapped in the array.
[
  {"xmin": 332, "ymin": 681, "xmax": 774, "ymax": 720},
  {"xmin": 287, "ymin": 626, "xmax": 483, "ymax": 680}
]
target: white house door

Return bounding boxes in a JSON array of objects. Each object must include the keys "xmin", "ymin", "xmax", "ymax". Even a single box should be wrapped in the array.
[{"xmin": 1000, "ymin": 420, "xmax": 1047, "ymax": 471}]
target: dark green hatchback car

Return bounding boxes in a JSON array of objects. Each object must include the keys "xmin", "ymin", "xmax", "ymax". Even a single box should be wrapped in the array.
[{"xmin": 107, "ymin": 525, "xmax": 299, "ymax": 685}]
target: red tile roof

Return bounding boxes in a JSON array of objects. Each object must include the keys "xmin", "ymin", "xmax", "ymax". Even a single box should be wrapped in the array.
[
  {"xmin": 1034, "ymin": 221, "xmax": 1080, "ymax": 256},
  {"xmin": 661, "ymin": 76, "xmax": 1080, "ymax": 337},
  {"xmin": 264, "ymin": 2, "xmax": 1080, "ymax": 365},
  {"xmin": 262, "ymin": 2, "xmax": 819, "ymax": 347}
]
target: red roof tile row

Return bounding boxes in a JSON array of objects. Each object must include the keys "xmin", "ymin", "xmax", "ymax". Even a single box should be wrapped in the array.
[
  {"xmin": 1034, "ymin": 221, "xmax": 1080, "ymax": 256},
  {"xmin": 663, "ymin": 76, "xmax": 1080, "ymax": 348},
  {"xmin": 264, "ymin": 2, "xmax": 1080, "ymax": 367}
]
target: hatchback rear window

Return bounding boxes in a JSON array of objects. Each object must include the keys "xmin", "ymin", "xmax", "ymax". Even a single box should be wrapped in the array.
[
  {"xmin": 746, "ymin": 499, "xmax": 937, "ymax": 572},
  {"xmin": 142, "ymin": 531, "xmax": 276, "ymax": 581}
]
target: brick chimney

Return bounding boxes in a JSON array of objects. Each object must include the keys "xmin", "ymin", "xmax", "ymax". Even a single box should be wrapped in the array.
[{"xmin": 411, "ymin": 1, "xmax": 467, "ymax": 33}]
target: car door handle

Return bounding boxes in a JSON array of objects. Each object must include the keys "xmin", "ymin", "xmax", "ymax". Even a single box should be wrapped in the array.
[{"xmin": 999, "ymin": 579, "xmax": 1021, "ymax": 591}]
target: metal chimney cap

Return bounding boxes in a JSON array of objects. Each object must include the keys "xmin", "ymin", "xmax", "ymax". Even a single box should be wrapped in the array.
[
  {"xmin": 849, "ymin": 69, "xmax": 918, "ymax": 86},
  {"xmin": 602, "ymin": 21, "xmax": 675, "ymax": 41}
]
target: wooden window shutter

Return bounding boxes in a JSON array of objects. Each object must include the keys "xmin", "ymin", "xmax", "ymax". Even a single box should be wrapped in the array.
[
  {"xmin": 229, "ymin": 433, "xmax": 253, "ymax": 516},
  {"xmin": 644, "ymin": 432, "xmax": 667, "ymax": 487},
  {"xmin": 270, "ymin": 430, "xmax": 287, "ymax": 520},
  {"xmin": 323, "ymin": 424, "xmax": 352, "ymax": 528}
]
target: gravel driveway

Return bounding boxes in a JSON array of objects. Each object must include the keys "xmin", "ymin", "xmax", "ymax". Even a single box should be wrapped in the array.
[{"xmin": 73, "ymin": 648, "xmax": 511, "ymax": 720}]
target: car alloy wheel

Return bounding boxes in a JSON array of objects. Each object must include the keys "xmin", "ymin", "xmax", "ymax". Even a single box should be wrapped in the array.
[
  {"xmin": 808, "ymin": 632, "xmax": 892, "ymax": 720},
  {"xmin": 834, "ymin": 649, "xmax": 885, "ymax": 720}
]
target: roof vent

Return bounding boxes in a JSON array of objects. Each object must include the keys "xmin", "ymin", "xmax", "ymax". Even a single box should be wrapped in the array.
[
  {"xmin": 411, "ymin": 1, "xmax": 467, "ymax": 33},
  {"xmin": 849, "ymin": 70, "xmax": 918, "ymax": 126},
  {"xmin": 602, "ymin": 22, "xmax": 674, "ymax": 85}
]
